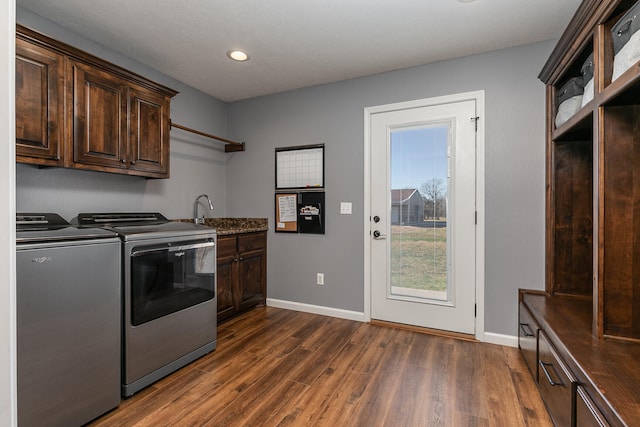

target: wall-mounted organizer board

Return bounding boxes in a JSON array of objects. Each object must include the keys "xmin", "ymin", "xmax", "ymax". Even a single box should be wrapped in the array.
[
  {"xmin": 275, "ymin": 144, "xmax": 324, "ymax": 190},
  {"xmin": 275, "ymin": 144, "xmax": 325, "ymax": 234},
  {"xmin": 275, "ymin": 191, "xmax": 325, "ymax": 234}
]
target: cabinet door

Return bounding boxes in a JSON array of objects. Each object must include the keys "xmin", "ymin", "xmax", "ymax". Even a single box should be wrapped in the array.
[
  {"xmin": 69, "ymin": 60, "xmax": 128, "ymax": 170},
  {"xmin": 216, "ymin": 236, "xmax": 238, "ymax": 322},
  {"xmin": 129, "ymin": 86, "xmax": 170, "ymax": 177},
  {"xmin": 15, "ymin": 39, "xmax": 64, "ymax": 165},
  {"xmin": 216, "ymin": 253, "xmax": 238, "ymax": 323},
  {"xmin": 237, "ymin": 233, "xmax": 266, "ymax": 311},
  {"xmin": 238, "ymin": 249, "xmax": 266, "ymax": 311}
]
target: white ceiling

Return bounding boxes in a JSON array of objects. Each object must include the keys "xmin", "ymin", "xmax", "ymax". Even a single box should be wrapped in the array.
[{"xmin": 17, "ymin": 0, "xmax": 582, "ymax": 102}]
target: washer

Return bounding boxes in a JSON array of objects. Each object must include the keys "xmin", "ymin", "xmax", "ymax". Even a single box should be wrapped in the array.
[
  {"xmin": 16, "ymin": 213, "xmax": 121, "ymax": 427},
  {"xmin": 75, "ymin": 213, "xmax": 217, "ymax": 397}
]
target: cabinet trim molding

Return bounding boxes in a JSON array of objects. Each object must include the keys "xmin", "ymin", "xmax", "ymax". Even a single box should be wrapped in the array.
[{"xmin": 17, "ymin": 25, "xmax": 177, "ymax": 98}]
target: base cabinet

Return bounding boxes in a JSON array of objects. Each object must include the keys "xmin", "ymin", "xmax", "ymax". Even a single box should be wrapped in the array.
[
  {"xmin": 518, "ymin": 292, "xmax": 638, "ymax": 426},
  {"xmin": 217, "ymin": 232, "xmax": 266, "ymax": 323}
]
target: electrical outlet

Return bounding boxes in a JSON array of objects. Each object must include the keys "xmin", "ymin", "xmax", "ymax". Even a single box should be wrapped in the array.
[{"xmin": 317, "ymin": 273, "xmax": 324, "ymax": 285}]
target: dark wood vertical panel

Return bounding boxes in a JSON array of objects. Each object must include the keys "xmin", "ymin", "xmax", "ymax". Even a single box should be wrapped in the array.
[
  {"xmin": 572, "ymin": 144, "xmax": 593, "ymax": 293},
  {"xmin": 553, "ymin": 142, "xmax": 593, "ymax": 297},
  {"xmin": 633, "ymin": 107, "xmax": 640, "ymax": 338},
  {"xmin": 545, "ymin": 85, "xmax": 556, "ymax": 295},
  {"xmin": 554, "ymin": 145, "xmax": 573, "ymax": 292},
  {"xmin": 603, "ymin": 105, "xmax": 640, "ymax": 339}
]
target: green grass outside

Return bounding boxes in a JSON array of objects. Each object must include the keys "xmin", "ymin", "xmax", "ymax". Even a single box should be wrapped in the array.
[{"xmin": 390, "ymin": 225, "xmax": 447, "ymax": 292}]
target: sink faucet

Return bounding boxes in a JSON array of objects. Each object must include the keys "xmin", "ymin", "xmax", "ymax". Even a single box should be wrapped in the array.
[{"xmin": 194, "ymin": 194, "xmax": 214, "ymax": 224}]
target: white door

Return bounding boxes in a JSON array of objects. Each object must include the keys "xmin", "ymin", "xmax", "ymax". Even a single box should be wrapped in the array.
[{"xmin": 368, "ymin": 95, "xmax": 479, "ymax": 335}]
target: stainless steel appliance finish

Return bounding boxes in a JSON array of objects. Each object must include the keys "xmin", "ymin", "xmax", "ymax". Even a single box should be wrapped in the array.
[
  {"xmin": 77, "ymin": 213, "xmax": 217, "ymax": 397},
  {"xmin": 16, "ymin": 213, "xmax": 121, "ymax": 427}
]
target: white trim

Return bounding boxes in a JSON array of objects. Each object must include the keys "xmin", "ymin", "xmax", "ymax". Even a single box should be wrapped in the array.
[
  {"xmin": 266, "ymin": 298, "xmax": 365, "ymax": 322},
  {"xmin": 363, "ymin": 108, "xmax": 372, "ymax": 322},
  {"xmin": 1, "ymin": 1, "xmax": 17, "ymax": 424},
  {"xmin": 265, "ymin": 298, "xmax": 517, "ymax": 348},
  {"xmin": 484, "ymin": 333, "xmax": 518, "ymax": 348},
  {"xmin": 364, "ymin": 90, "xmax": 486, "ymax": 342},
  {"xmin": 475, "ymin": 91, "xmax": 486, "ymax": 343}
]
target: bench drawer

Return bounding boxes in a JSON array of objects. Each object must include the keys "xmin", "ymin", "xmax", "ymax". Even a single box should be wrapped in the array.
[
  {"xmin": 538, "ymin": 331, "xmax": 575, "ymax": 427},
  {"xmin": 216, "ymin": 236, "xmax": 237, "ymax": 257},
  {"xmin": 518, "ymin": 302, "xmax": 539, "ymax": 379},
  {"xmin": 238, "ymin": 232, "xmax": 266, "ymax": 252},
  {"xmin": 576, "ymin": 385, "xmax": 610, "ymax": 427}
]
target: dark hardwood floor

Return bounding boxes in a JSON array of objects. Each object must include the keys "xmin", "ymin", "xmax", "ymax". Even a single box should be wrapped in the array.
[{"xmin": 89, "ymin": 307, "xmax": 552, "ymax": 426}]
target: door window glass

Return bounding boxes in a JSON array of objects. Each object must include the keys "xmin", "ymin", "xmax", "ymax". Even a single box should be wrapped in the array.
[{"xmin": 390, "ymin": 125, "xmax": 450, "ymax": 302}]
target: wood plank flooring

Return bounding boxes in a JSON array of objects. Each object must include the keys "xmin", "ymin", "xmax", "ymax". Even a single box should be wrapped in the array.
[{"xmin": 89, "ymin": 307, "xmax": 552, "ymax": 427}]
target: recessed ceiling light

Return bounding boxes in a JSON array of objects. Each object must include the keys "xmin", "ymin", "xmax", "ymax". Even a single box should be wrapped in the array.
[
  {"xmin": 227, "ymin": 50, "xmax": 250, "ymax": 62},
  {"xmin": 457, "ymin": 0, "xmax": 477, "ymax": 2}
]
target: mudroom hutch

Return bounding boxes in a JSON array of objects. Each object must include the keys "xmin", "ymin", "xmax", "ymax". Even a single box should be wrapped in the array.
[{"xmin": 519, "ymin": 0, "xmax": 640, "ymax": 425}]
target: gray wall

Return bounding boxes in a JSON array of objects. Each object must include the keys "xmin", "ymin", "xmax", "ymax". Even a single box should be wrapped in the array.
[
  {"xmin": 15, "ymin": 8, "xmax": 229, "ymax": 220},
  {"xmin": 226, "ymin": 41, "xmax": 554, "ymax": 336},
  {"xmin": 15, "ymin": 6, "xmax": 553, "ymax": 336}
]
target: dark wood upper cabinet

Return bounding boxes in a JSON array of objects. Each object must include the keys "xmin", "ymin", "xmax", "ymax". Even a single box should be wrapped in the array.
[
  {"xmin": 128, "ymin": 86, "xmax": 171, "ymax": 176},
  {"xmin": 70, "ymin": 59, "xmax": 128, "ymax": 170},
  {"xmin": 16, "ymin": 25, "xmax": 178, "ymax": 178},
  {"xmin": 15, "ymin": 38, "xmax": 64, "ymax": 166}
]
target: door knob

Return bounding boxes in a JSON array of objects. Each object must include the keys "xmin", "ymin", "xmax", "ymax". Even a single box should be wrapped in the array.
[{"xmin": 373, "ymin": 230, "xmax": 386, "ymax": 239}]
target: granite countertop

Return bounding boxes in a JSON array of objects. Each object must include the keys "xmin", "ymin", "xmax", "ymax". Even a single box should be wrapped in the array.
[{"xmin": 173, "ymin": 218, "xmax": 268, "ymax": 235}]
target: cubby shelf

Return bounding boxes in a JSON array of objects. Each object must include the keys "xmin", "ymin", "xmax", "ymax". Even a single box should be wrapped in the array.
[{"xmin": 521, "ymin": 0, "xmax": 640, "ymax": 425}]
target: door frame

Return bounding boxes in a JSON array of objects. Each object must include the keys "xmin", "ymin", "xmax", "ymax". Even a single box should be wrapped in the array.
[{"xmin": 363, "ymin": 91, "xmax": 485, "ymax": 341}]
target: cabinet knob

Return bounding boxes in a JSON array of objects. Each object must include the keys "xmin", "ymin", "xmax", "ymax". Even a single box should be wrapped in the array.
[
  {"xmin": 130, "ymin": 160, "xmax": 136, "ymax": 165},
  {"xmin": 120, "ymin": 158, "xmax": 126, "ymax": 163}
]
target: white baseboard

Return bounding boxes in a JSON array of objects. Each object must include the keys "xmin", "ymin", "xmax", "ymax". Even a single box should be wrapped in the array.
[
  {"xmin": 483, "ymin": 332, "xmax": 518, "ymax": 348},
  {"xmin": 266, "ymin": 298, "xmax": 366, "ymax": 322},
  {"xmin": 266, "ymin": 298, "xmax": 517, "ymax": 347}
]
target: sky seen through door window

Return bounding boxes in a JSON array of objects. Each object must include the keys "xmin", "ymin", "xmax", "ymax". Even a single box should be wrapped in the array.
[{"xmin": 391, "ymin": 126, "xmax": 448, "ymax": 192}]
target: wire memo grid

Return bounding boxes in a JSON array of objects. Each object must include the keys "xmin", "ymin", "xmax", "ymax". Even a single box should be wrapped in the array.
[{"xmin": 275, "ymin": 144, "xmax": 324, "ymax": 190}]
